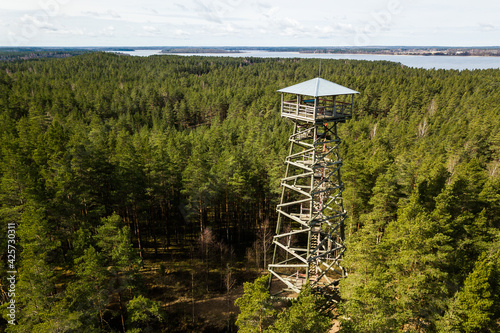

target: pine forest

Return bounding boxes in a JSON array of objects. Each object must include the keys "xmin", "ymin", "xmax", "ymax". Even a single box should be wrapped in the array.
[{"xmin": 0, "ymin": 52, "xmax": 499, "ymax": 332}]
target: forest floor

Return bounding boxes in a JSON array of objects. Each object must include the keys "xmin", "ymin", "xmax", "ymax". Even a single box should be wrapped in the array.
[
  {"xmin": 139, "ymin": 255, "xmax": 341, "ymax": 332},
  {"xmin": 139, "ymin": 251, "xmax": 259, "ymax": 332}
]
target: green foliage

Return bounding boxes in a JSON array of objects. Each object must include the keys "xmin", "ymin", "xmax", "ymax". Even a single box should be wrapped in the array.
[
  {"xmin": 455, "ymin": 252, "xmax": 498, "ymax": 332},
  {"xmin": 8, "ymin": 202, "xmax": 61, "ymax": 331},
  {"xmin": 235, "ymin": 277, "xmax": 333, "ymax": 333},
  {"xmin": 438, "ymin": 249, "xmax": 500, "ymax": 332},
  {"xmin": 126, "ymin": 295, "xmax": 164, "ymax": 332},
  {"xmin": 64, "ymin": 213, "xmax": 142, "ymax": 331},
  {"xmin": 267, "ymin": 286, "xmax": 332, "ymax": 333},
  {"xmin": 235, "ymin": 275, "xmax": 276, "ymax": 333},
  {"xmin": 65, "ymin": 245, "xmax": 107, "ymax": 331},
  {"xmin": 95, "ymin": 213, "xmax": 142, "ymax": 274}
]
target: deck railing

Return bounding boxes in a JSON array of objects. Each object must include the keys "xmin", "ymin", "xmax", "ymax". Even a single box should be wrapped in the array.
[
  {"xmin": 281, "ymin": 101, "xmax": 353, "ymax": 121},
  {"xmin": 282, "ymin": 101, "xmax": 315, "ymax": 120}
]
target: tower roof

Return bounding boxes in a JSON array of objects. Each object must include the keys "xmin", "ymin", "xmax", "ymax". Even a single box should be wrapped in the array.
[{"xmin": 278, "ymin": 77, "xmax": 359, "ymax": 97}]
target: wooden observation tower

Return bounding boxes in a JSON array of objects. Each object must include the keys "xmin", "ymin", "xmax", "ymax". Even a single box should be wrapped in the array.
[{"xmin": 268, "ymin": 77, "xmax": 358, "ymax": 301}]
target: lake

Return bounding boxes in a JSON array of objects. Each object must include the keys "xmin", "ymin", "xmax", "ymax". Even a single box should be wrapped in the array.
[{"xmin": 112, "ymin": 49, "xmax": 500, "ymax": 71}]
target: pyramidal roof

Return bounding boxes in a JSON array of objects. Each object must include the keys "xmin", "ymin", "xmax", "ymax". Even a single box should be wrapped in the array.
[{"xmin": 277, "ymin": 77, "xmax": 359, "ymax": 97}]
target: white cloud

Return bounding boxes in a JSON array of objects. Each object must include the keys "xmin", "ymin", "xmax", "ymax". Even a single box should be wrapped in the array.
[
  {"xmin": 143, "ymin": 7, "xmax": 159, "ymax": 15},
  {"xmin": 107, "ymin": 10, "xmax": 121, "ymax": 18},
  {"xmin": 258, "ymin": 5, "xmax": 279, "ymax": 19},
  {"xmin": 479, "ymin": 23, "xmax": 495, "ymax": 32},
  {"xmin": 55, "ymin": 27, "xmax": 85, "ymax": 35},
  {"xmin": 313, "ymin": 22, "xmax": 356, "ymax": 38},
  {"xmin": 86, "ymin": 25, "xmax": 114, "ymax": 37},
  {"xmin": 191, "ymin": 0, "xmax": 245, "ymax": 24},
  {"xmin": 20, "ymin": 14, "xmax": 57, "ymax": 31},
  {"xmin": 282, "ymin": 20, "xmax": 306, "ymax": 37},
  {"xmin": 139, "ymin": 25, "xmax": 161, "ymax": 36},
  {"xmin": 266, "ymin": 17, "xmax": 310, "ymax": 38},
  {"xmin": 212, "ymin": 22, "xmax": 238, "ymax": 36},
  {"xmin": 174, "ymin": 29, "xmax": 190, "ymax": 37},
  {"xmin": 82, "ymin": 10, "xmax": 121, "ymax": 19},
  {"xmin": 193, "ymin": 0, "xmax": 221, "ymax": 23},
  {"xmin": 143, "ymin": 25, "xmax": 158, "ymax": 32},
  {"xmin": 174, "ymin": 2, "xmax": 188, "ymax": 11}
]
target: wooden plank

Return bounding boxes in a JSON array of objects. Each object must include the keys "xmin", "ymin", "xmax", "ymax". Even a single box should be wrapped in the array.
[
  {"xmin": 276, "ymin": 197, "xmax": 310, "ymax": 208},
  {"xmin": 268, "ymin": 264, "xmax": 308, "ymax": 268},
  {"xmin": 272, "ymin": 240, "xmax": 308, "ymax": 263},
  {"xmin": 273, "ymin": 228, "xmax": 309, "ymax": 239},
  {"xmin": 276, "ymin": 209, "xmax": 309, "ymax": 227},
  {"xmin": 281, "ymin": 172, "xmax": 313, "ymax": 182},
  {"xmin": 268, "ymin": 270, "xmax": 301, "ymax": 294},
  {"xmin": 285, "ymin": 160, "xmax": 313, "ymax": 172},
  {"xmin": 281, "ymin": 183, "xmax": 312, "ymax": 198},
  {"xmin": 281, "ymin": 172, "xmax": 314, "ymax": 182},
  {"xmin": 286, "ymin": 147, "xmax": 315, "ymax": 160}
]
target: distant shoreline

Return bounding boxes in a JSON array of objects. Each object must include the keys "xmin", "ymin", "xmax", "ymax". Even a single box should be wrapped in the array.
[
  {"xmin": 298, "ymin": 50, "xmax": 500, "ymax": 57},
  {"xmin": 161, "ymin": 48, "xmax": 241, "ymax": 54},
  {"xmin": 158, "ymin": 46, "xmax": 500, "ymax": 57},
  {"xmin": 1, "ymin": 46, "xmax": 500, "ymax": 58}
]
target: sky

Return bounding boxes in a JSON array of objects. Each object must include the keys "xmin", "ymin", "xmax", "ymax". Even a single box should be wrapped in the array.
[{"xmin": 1, "ymin": 0, "xmax": 499, "ymax": 47}]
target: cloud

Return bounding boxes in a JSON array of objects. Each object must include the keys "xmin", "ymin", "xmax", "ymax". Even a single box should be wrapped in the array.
[
  {"xmin": 104, "ymin": 26, "xmax": 115, "ymax": 34},
  {"xmin": 313, "ymin": 22, "xmax": 356, "ymax": 37},
  {"xmin": 140, "ymin": 25, "xmax": 160, "ymax": 36},
  {"xmin": 310, "ymin": 22, "xmax": 357, "ymax": 42},
  {"xmin": 54, "ymin": 27, "xmax": 85, "ymax": 35},
  {"xmin": 479, "ymin": 23, "xmax": 495, "ymax": 32},
  {"xmin": 174, "ymin": 2, "xmax": 188, "ymax": 11},
  {"xmin": 174, "ymin": 29, "xmax": 190, "ymax": 38},
  {"xmin": 143, "ymin": 7, "xmax": 158, "ymax": 15},
  {"xmin": 267, "ymin": 17, "xmax": 309, "ymax": 38},
  {"xmin": 82, "ymin": 10, "xmax": 121, "ymax": 19},
  {"xmin": 193, "ymin": 0, "xmax": 222, "ymax": 23},
  {"xmin": 257, "ymin": 4, "xmax": 279, "ymax": 19},
  {"xmin": 211, "ymin": 22, "xmax": 238, "ymax": 36},
  {"xmin": 255, "ymin": 1, "xmax": 272, "ymax": 10},
  {"xmin": 20, "ymin": 14, "xmax": 57, "ymax": 31},
  {"xmin": 82, "ymin": 11, "xmax": 99, "ymax": 17},
  {"xmin": 192, "ymin": 0, "xmax": 243, "ymax": 24},
  {"xmin": 50, "ymin": 25, "xmax": 116, "ymax": 38},
  {"xmin": 107, "ymin": 10, "xmax": 121, "ymax": 18},
  {"xmin": 87, "ymin": 25, "xmax": 115, "ymax": 37}
]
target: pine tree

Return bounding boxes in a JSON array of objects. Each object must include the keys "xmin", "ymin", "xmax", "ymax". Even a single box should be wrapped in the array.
[
  {"xmin": 126, "ymin": 295, "xmax": 164, "ymax": 333},
  {"xmin": 235, "ymin": 275, "xmax": 276, "ymax": 333},
  {"xmin": 440, "ymin": 251, "xmax": 499, "ymax": 332},
  {"xmin": 8, "ymin": 202, "xmax": 65, "ymax": 332},
  {"xmin": 266, "ymin": 286, "xmax": 332, "ymax": 333}
]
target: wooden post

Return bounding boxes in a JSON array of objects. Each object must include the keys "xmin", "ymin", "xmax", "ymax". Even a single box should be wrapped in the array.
[
  {"xmin": 332, "ymin": 96, "xmax": 337, "ymax": 118},
  {"xmin": 296, "ymin": 95, "xmax": 300, "ymax": 115},
  {"xmin": 281, "ymin": 93, "xmax": 284, "ymax": 116},
  {"xmin": 313, "ymin": 97, "xmax": 318, "ymax": 121}
]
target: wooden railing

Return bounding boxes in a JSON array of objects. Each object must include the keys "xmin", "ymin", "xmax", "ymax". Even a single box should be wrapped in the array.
[
  {"xmin": 282, "ymin": 101, "xmax": 353, "ymax": 121},
  {"xmin": 282, "ymin": 101, "xmax": 315, "ymax": 120},
  {"xmin": 317, "ymin": 102, "xmax": 352, "ymax": 119}
]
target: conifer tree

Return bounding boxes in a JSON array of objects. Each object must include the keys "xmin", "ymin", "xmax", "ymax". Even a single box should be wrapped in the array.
[
  {"xmin": 440, "ymin": 251, "xmax": 500, "ymax": 332},
  {"xmin": 235, "ymin": 275, "xmax": 276, "ymax": 333},
  {"xmin": 267, "ymin": 286, "xmax": 332, "ymax": 333}
]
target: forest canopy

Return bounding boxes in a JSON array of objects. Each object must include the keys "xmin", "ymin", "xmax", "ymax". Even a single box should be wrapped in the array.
[{"xmin": 0, "ymin": 52, "xmax": 499, "ymax": 332}]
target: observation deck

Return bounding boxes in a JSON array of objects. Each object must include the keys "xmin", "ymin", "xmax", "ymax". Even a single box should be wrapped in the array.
[{"xmin": 278, "ymin": 77, "xmax": 359, "ymax": 123}]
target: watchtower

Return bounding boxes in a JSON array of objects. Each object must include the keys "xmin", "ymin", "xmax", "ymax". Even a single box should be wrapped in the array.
[{"xmin": 268, "ymin": 77, "xmax": 358, "ymax": 301}]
